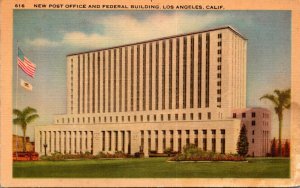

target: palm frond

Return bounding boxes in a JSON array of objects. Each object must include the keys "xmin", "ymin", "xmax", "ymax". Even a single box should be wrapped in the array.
[
  {"xmin": 13, "ymin": 118, "xmax": 23, "ymax": 125},
  {"xmin": 26, "ymin": 114, "xmax": 39, "ymax": 124},
  {"xmin": 23, "ymin": 106, "xmax": 38, "ymax": 116},
  {"xmin": 13, "ymin": 109, "xmax": 22, "ymax": 116},
  {"xmin": 260, "ymin": 94, "xmax": 279, "ymax": 106}
]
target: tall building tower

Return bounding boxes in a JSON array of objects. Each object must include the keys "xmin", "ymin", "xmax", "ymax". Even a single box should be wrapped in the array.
[{"xmin": 36, "ymin": 26, "xmax": 257, "ymax": 157}]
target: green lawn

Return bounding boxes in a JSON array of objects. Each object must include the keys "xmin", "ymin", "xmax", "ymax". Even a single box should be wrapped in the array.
[{"xmin": 13, "ymin": 157, "xmax": 290, "ymax": 178}]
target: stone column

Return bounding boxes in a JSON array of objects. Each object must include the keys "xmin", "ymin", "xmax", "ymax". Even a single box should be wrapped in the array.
[
  {"xmin": 71, "ymin": 131, "xmax": 75, "ymax": 154},
  {"xmin": 50, "ymin": 131, "xmax": 55, "ymax": 154},
  {"xmin": 158, "ymin": 130, "xmax": 163, "ymax": 153},
  {"xmin": 105, "ymin": 131, "xmax": 110, "ymax": 152},
  {"xmin": 111, "ymin": 131, "xmax": 116, "ymax": 153},
  {"xmin": 216, "ymin": 130, "xmax": 221, "ymax": 153},
  {"xmin": 87, "ymin": 131, "xmax": 91, "ymax": 153},
  {"xmin": 93, "ymin": 131, "xmax": 101, "ymax": 155},
  {"xmin": 190, "ymin": 130, "xmax": 195, "ymax": 145},
  {"xmin": 76, "ymin": 131, "xmax": 80, "ymax": 154},
  {"xmin": 117, "ymin": 131, "xmax": 122, "ymax": 152},
  {"xmin": 61, "ymin": 131, "xmax": 65, "ymax": 154},
  {"xmin": 55, "ymin": 131, "xmax": 61, "ymax": 152},
  {"xmin": 207, "ymin": 130, "xmax": 212, "ymax": 152},
  {"xmin": 144, "ymin": 131, "xmax": 149, "ymax": 157},
  {"xmin": 66, "ymin": 131, "xmax": 70, "ymax": 154},
  {"xmin": 165, "ymin": 130, "xmax": 171, "ymax": 149},
  {"xmin": 173, "ymin": 130, "xmax": 178, "ymax": 152},
  {"xmin": 151, "ymin": 130, "xmax": 156, "ymax": 151},
  {"xmin": 124, "ymin": 131, "xmax": 129, "ymax": 154},
  {"xmin": 47, "ymin": 131, "xmax": 51, "ymax": 154},
  {"xmin": 198, "ymin": 130, "xmax": 203, "ymax": 150},
  {"xmin": 181, "ymin": 130, "xmax": 186, "ymax": 151},
  {"xmin": 83, "ymin": 131, "xmax": 87, "ymax": 152}
]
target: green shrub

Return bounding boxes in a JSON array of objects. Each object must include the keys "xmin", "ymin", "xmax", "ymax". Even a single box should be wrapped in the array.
[{"xmin": 169, "ymin": 144, "xmax": 246, "ymax": 161}]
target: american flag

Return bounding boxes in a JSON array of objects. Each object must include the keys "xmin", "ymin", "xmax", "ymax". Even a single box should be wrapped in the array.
[{"xmin": 17, "ymin": 48, "xmax": 36, "ymax": 78}]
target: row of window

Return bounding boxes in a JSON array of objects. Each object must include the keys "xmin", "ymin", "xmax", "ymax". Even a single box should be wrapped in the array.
[
  {"xmin": 56, "ymin": 112, "xmax": 214, "ymax": 124},
  {"xmin": 233, "ymin": 112, "xmax": 270, "ymax": 118},
  {"xmin": 216, "ymin": 33, "xmax": 222, "ymax": 108},
  {"xmin": 71, "ymin": 33, "xmax": 215, "ymax": 115}
]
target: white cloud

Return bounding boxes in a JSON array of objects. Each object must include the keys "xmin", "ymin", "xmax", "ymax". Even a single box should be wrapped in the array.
[
  {"xmin": 26, "ymin": 12, "xmax": 226, "ymax": 48},
  {"xmin": 26, "ymin": 38, "xmax": 59, "ymax": 47}
]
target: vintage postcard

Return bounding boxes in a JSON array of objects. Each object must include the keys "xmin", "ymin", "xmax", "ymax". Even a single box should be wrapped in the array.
[{"xmin": 1, "ymin": 0, "xmax": 300, "ymax": 187}]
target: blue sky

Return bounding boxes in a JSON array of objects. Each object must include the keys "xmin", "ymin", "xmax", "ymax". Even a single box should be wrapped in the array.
[{"xmin": 13, "ymin": 10, "xmax": 291, "ymax": 141}]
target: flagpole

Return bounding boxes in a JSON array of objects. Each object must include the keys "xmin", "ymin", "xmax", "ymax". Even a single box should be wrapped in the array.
[{"xmin": 15, "ymin": 40, "xmax": 19, "ymax": 159}]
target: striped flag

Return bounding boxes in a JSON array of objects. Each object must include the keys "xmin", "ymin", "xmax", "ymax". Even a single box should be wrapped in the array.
[
  {"xmin": 17, "ymin": 48, "xmax": 36, "ymax": 78},
  {"xmin": 20, "ymin": 79, "xmax": 33, "ymax": 91}
]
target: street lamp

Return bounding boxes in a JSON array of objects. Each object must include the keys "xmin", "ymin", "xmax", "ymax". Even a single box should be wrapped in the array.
[{"xmin": 43, "ymin": 144, "xmax": 48, "ymax": 156}]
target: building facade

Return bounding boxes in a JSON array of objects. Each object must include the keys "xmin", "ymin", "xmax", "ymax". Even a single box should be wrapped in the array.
[
  {"xmin": 233, "ymin": 108, "xmax": 271, "ymax": 156},
  {"xmin": 35, "ymin": 26, "xmax": 270, "ymax": 157}
]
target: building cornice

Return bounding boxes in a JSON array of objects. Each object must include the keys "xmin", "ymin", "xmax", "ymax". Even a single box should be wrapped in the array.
[{"xmin": 67, "ymin": 25, "xmax": 247, "ymax": 57}]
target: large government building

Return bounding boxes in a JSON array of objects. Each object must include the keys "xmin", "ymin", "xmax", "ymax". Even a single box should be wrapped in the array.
[{"xmin": 35, "ymin": 26, "xmax": 271, "ymax": 157}]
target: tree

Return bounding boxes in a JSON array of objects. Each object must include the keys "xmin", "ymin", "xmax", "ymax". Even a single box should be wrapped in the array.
[
  {"xmin": 260, "ymin": 89, "xmax": 291, "ymax": 156},
  {"xmin": 284, "ymin": 140, "xmax": 290, "ymax": 157},
  {"xmin": 237, "ymin": 124, "xmax": 249, "ymax": 156},
  {"xmin": 13, "ymin": 107, "xmax": 39, "ymax": 152},
  {"xmin": 271, "ymin": 138, "xmax": 277, "ymax": 157}
]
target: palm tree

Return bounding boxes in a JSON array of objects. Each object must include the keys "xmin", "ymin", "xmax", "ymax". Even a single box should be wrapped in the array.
[
  {"xmin": 13, "ymin": 107, "xmax": 39, "ymax": 152},
  {"xmin": 260, "ymin": 89, "xmax": 290, "ymax": 156}
]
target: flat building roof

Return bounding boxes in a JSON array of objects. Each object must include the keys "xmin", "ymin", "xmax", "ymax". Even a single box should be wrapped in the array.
[{"xmin": 67, "ymin": 25, "xmax": 247, "ymax": 57}]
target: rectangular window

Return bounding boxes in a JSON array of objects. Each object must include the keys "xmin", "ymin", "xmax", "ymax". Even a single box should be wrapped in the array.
[
  {"xmin": 190, "ymin": 113, "xmax": 193, "ymax": 120},
  {"xmin": 252, "ymin": 120, "xmax": 256, "ymax": 126},
  {"xmin": 108, "ymin": 51, "xmax": 111, "ymax": 112},
  {"xmin": 218, "ymin": 33, "xmax": 222, "ymax": 38},
  {"xmin": 168, "ymin": 114, "xmax": 171, "ymax": 121},
  {"xmin": 221, "ymin": 138, "xmax": 225, "ymax": 154},
  {"xmin": 149, "ymin": 43, "xmax": 153, "ymax": 110},
  {"xmin": 131, "ymin": 47, "xmax": 134, "ymax": 111},
  {"xmin": 198, "ymin": 34, "xmax": 202, "ymax": 108},
  {"xmin": 113, "ymin": 49, "xmax": 117, "ymax": 112},
  {"xmin": 97, "ymin": 52, "xmax": 100, "ymax": 113},
  {"xmin": 155, "ymin": 42, "xmax": 159, "ymax": 110},
  {"xmin": 83, "ymin": 55, "xmax": 86, "ymax": 114},
  {"xmin": 147, "ymin": 115, "xmax": 150, "ymax": 121},
  {"xmin": 175, "ymin": 114, "xmax": 178, "ymax": 120},
  {"xmin": 217, "ymin": 97, "xmax": 221, "ymax": 102},
  {"xmin": 119, "ymin": 48, "xmax": 122, "ymax": 112},
  {"xmin": 176, "ymin": 38, "xmax": 180, "ymax": 109},
  {"xmin": 212, "ymin": 138, "xmax": 216, "ymax": 152},
  {"xmin": 183, "ymin": 113, "xmax": 186, "ymax": 120},
  {"xmin": 140, "ymin": 115, "xmax": 143, "ymax": 122},
  {"xmin": 217, "ymin": 89, "xmax": 221, "ymax": 94},
  {"xmin": 169, "ymin": 39, "xmax": 173, "ymax": 109},
  {"xmin": 198, "ymin": 113, "xmax": 202, "ymax": 120},
  {"xmin": 183, "ymin": 36, "xmax": 187, "ymax": 109},
  {"xmin": 217, "ymin": 73, "xmax": 221, "ymax": 78},
  {"xmin": 208, "ymin": 112, "xmax": 211, "ymax": 120},
  {"xmin": 143, "ymin": 44, "xmax": 146, "ymax": 111},
  {"xmin": 242, "ymin": 113, "xmax": 246, "ymax": 118},
  {"xmin": 162, "ymin": 41, "xmax": 166, "ymax": 110},
  {"xmin": 136, "ymin": 45, "xmax": 140, "ymax": 111},
  {"xmin": 233, "ymin": 113, "xmax": 237, "ymax": 118},
  {"xmin": 87, "ymin": 54, "xmax": 91, "ymax": 113},
  {"xmin": 205, "ymin": 33, "xmax": 210, "ymax": 108},
  {"xmin": 125, "ymin": 47, "xmax": 128, "ymax": 111},
  {"xmin": 252, "ymin": 130, "xmax": 255, "ymax": 135},
  {"xmin": 252, "ymin": 112, "xmax": 256, "ymax": 118},
  {"xmin": 161, "ymin": 114, "xmax": 164, "ymax": 121}
]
